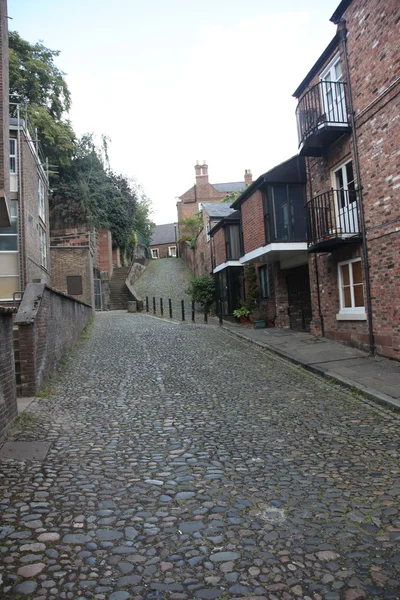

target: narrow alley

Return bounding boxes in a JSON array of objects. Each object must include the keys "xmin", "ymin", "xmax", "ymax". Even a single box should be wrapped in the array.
[{"xmin": 0, "ymin": 312, "xmax": 399, "ymax": 600}]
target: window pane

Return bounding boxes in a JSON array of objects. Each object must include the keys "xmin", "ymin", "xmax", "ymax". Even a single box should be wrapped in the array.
[
  {"xmin": 10, "ymin": 201, "xmax": 18, "ymax": 218},
  {"xmin": 341, "ymin": 264, "xmax": 350, "ymax": 286},
  {"xmin": 343, "ymin": 286, "xmax": 352, "ymax": 307},
  {"xmin": 0, "ymin": 236, "xmax": 17, "ymax": 251},
  {"xmin": 353, "ymin": 284, "xmax": 364, "ymax": 307},
  {"xmin": 0, "ymin": 252, "xmax": 19, "ymax": 276},
  {"xmin": 260, "ymin": 266, "xmax": 268, "ymax": 298},
  {"xmin": 228, "ymin": 225, "xmax": 241, "ymax": 260},
  {"xmin": 0, "ymin": 276, "xmax": 19, "ymax": 299},
  {"xmin": 10, "ymin": 157, "xmax": 16, "ymax": 174},
  {"xmin": 272, "ymin": 186, "xmax": 290, "ymax": 241},
  {"xmin": 352, "ymin": 261, "xmax": 362, "ymax": 284},
  {"xmin": 0, "ymin": 219, "xmax": 17, "ymax": 235}
]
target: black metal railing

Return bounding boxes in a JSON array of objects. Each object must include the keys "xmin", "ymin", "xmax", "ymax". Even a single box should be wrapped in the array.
[
  {"xmin": 144, "ymin": 296, "xmax": 215, "ymax": 324},
  {"xmin": 307, "ymin": 189, "xmax": 361, "ymax": 249},
  {"xmin": 296, "ymin": 81, "xmax": 349, "ymax": 145}
]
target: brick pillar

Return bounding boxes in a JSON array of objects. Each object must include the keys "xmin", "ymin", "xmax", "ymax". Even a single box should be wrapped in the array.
[{"xmin": 272, "ymin": 263, "xmax": 290, "ymax": 329}]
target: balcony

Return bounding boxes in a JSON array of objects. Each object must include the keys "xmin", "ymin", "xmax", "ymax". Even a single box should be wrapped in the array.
[
  {"xmin": 307, "ymin": 189, "xmax": 362, "ymax": 252},
  {"xmin": 296, "ymin": 81, "xmax": 351, "ymax": 156}
]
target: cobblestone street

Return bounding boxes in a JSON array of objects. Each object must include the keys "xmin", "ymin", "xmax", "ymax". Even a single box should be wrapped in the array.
[{"xmin": 1, "ymin": 311, "xmax": 399, "ymax": 600}]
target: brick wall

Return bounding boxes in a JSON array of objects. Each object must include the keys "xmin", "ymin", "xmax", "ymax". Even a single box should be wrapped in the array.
[
  {"xmin": 149, "ymin": 242, "xmax": 177, "ymax": 259},
  {"xmin": 97, "ymin": 228, "xmax": 113, "ymax": 276},
  {"xmin": 112, "ymin": 247, "xmax": 121, "ymax": 268},
  {"xmin": 50, "ymin": 247, "xmax": 95, "ymax": 309},
  {"xmin": 0, "ymin": 0, "xmax": 10, "ymax": 227},
  {"xmin": 241, "ymin": 190, "xmax": 265, "ymax": 255},
  {"xmin": 15, "ymin": 283, "xmax": 92, "ymax": 396},
  {"xmin": 212, "ymin": 227, "xmax": 227, "ymax": 267},
  {"xmin": 297, "ymin": 0, "xmax": 400, "ymax": 358},
  {"xmin": 0, "ymin": 306, "xmax": 17, "ymax": 441}
]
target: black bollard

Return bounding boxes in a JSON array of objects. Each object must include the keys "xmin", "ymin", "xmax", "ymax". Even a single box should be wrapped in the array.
[
  {"xmin": 153, "ymin": 297, "xmax": 156, "ymax": 315},
  {"xmin": 181, "ymin": 300, "xmax": 185, "ymax": 321},
  {"xmin": 192, "ymin": 301, "xmax": 195, "ymax": 322},
  {"xmin": 160, "ymin": 298, "xmax": 163, "ymax": 316},
  {"xmin": 169, "ymin": 299, "xmax": 172, "ymax": 319},
  {"xmin": 146, "ymin": 296, "xmax": 149, "ymax": 312}
]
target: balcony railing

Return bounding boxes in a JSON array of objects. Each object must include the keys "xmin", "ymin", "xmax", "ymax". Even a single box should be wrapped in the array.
[
  {"xmin": 307, "ymin": 189, "xmax": 362, "ymax": 252},
  {"xmin": 296, "ymin": 81, "xmax": 350, "ymax": 156}
]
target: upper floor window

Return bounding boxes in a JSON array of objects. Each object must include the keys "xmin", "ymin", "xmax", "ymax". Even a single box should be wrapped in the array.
[
  {"xmin": 38, "ymin": 178, "xmax": 45, "ymax": 222},
  {"xmin": 10, "ymin": 139, "xmax": 17, "ymax": 174},
  {"xmin": 320, "ymin": 54, "xmax": 346, "ymax": 124},
  {"xmin": 263, "ymin": 184, "xmax": 307, "ymax": 244},
  {"xmin": 0, "ymin": 200, "xmax": 18, "ymax": 251},
  {"xmin": 226, "ymin": 224, "xmax": 241, "ymax": 260}
]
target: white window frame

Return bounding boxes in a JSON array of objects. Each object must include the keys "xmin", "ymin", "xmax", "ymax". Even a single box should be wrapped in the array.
[
  {"xmin": 10, "ymin": 138, "xmax": 17, "ymax": 174},
  {"xmin": 168, "ymin": 246, "xmax": 176, "ymax": 257},
  {"xmin": 38, "ymin": 177, "xmax": 45, "ymax": 223},
  {"xmin": 206, "ymin": 221, "xmax": 211, "ymax": 243},
  {"xmin": 336, "ymin": 258, "xmax": 366, "ymax": 320},
  {"xmin": 151, "ymin": 248, "xmax": 159, "ymax": 259},
  {"xmin": 0, "ymin": 200, "xmax": 19, "ymax": 300},
  {"xmin": 319, "ymin": 53, "xmax": 347, "ymax": 125},
  {"xmin": 39, "ymin": 225, "xmax": 47, "ymax": 269}
]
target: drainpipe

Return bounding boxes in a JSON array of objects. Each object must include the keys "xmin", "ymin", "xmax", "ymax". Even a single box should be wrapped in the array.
[
  {"xmin": 306, "ymin": 157, "xmax": 324, "ymax": 336},
  {"xmin": 338, "ymin": 20, "xmax": 375, "ymax": 355},
  {"xmin": 17, "ymin": 104, "xmax": 25, "ymax": 291}
]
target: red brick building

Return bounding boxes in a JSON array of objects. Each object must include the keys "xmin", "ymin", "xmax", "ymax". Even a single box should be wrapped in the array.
[
  {"xmin": 177, "ymin": 162, "xmax": 252, "ymax": 277},
  {"xmin": 149, "ymin": 223, "xmax": 178, "ymax": 259},
  {"xmin": 0, "ymin": 0, "xmax": 9, "ymax": 228},
  {"xmin": 222, "ymin": 156, "xmax": 311, "ymax": 328},
  {"xmin": 294, "ymin": 0, "xmax": 400, "ymax": 358}
]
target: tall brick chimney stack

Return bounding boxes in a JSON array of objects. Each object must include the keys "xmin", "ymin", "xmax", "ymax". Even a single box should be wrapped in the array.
[
  {"xmin": 0, "ymin": 0, "xmax": 10, "ymax": 227},
  {"xmin": 244, "ymin": 169, "xmax": 252, "ymax": 186},
  {"xmin": 195, "ymin": 160, "xmax": 209, "ymax": 187}
]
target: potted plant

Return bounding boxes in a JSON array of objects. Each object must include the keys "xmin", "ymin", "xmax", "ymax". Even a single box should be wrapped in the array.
[{"xmin": 233, "ymin": 306, "xmax": 250, "ymax": 324}]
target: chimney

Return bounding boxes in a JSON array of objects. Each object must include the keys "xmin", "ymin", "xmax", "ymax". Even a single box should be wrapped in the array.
[
  {"xmin": 0, "ymin": 0, "xmax": 10, "ymax": 226},
  {"xmin": 195, "ymin": 160, "xmax": 209, "ymax": 186},
  {"xmin": 244, "ymin": 169, "xmax": 252, "ymax": 187}
]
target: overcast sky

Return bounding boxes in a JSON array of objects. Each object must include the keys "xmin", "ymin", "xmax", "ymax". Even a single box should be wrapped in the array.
[{"xmin": 10, "ymin": 0, "xmax": 340, "ymax": 224}]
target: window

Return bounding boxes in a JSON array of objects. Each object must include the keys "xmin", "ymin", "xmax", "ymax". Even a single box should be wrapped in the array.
[
  {"xmin": 168, "ymin": 246, "xmax": 177, "ymax": 257},
  {"xmin": 206, "ymin": 221, "xmax": 211, "ymax": 243},
  {"xmin": 10, "ymin": 139, "xmax": 17, "ymax": 174},
  {"xmin": 0, "ymin": 201, "xmax": 19, "ymax": 300},
  {"xmin": 333, "ymin": 160, "xmax": 359, "ymax": 234},
  {"xmin": 264, "ymin": 185, "xmax": 307, "ymax": 243},
  {"xmin": 151, "ymin": 248, "xmax": 159, "ymax": 259},
  {"xmin": 0, "ymin": 200, "xmax": 18, "ymax": 251},
  {"xmin": 38, "ymin": 178, "xmax": 45, "ymax": 222},
  {"xmin": 39, "ymin": 225, "xmax": 47, "ymax": 269},
  {"xmin": 337, "ymin": 258, "xmax": 366, "ymax": 320},
  {"xmin": 67, "ymin": 276, "xmax": 83, "ymax": 295},
  {"xmin": 226, "ymin": 224, "xmax": 241, "ymax": 260},
  {"xmin": 259, "ymin": 265, "xmax": 269, "ymax": 299},
  {"xmin": 320, "ymin": 54, "xmax": 347, "ymax": 124}
]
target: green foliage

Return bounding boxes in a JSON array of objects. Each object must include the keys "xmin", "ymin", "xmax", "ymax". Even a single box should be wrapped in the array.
[
  {"xmin": 233, "ymin": 306, "xmax": 250, "ymax": 319},
  {"xmin": 244, "ymin": 264, "xmax": 260, "ymax": 310},
  {"xmin": 179, "ymin": 212, "xmax": 203, "ymax": 248},
  {"xmin": 132, "ymin": 194, "xmax": 155, "ymax": 244},
  {"xmin": 9, "ymin": 31, "xmax": 75, "ymax": 172},
  {"xmin": 9, "ymin": 31, "xmax": 71, "ymax": 117},
  {"xmin": 221, "ymin": 190, "xmax": 242, "ymax": 204},
  {"xmin": 186, "ymin": 275, "xmax": 215, "ymax": 307}
]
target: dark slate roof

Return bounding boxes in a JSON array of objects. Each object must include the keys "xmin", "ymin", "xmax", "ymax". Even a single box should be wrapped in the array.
[
  {"xmin": 210, "ymin": 210, "xmax": 241, "ymax": 236},
  {"xmin": 201, "ymin": 203, "xmax": 237, "ymax": 218},
  {"xmin": 212, "ymin": 181, "xmax": 246, "ymax": 193},
  {"xmin": 150, "ymin": 223, "xmax": 177, "ymax": 246}
]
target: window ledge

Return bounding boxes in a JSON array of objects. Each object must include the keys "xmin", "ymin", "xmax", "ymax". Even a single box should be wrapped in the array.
[{"xmin": 336, "ymin": 311, "xmax": 367, "ymax": 321}]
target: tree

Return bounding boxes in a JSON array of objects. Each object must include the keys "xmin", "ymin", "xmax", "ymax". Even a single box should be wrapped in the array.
[
  {"xmin": 179, "ymin": 212, "xmax": 203, "ymax": 248},
  {"xmin": 221, "ymin": 190, "xmax": 242, "ymax": 204},
  {"xmin": 9, "ymin": 31, "xmax": 75, "ymax": 170},
  {"xmin": 132, "ymin": 193, "xmax": 155, "ymax": 244},
  {"xmin": 186, "ymin": 275, "xmax": 215, "ymax": 308}
]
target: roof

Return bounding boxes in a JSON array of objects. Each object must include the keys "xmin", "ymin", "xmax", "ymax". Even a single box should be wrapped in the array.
[
  {"xmin": 210, "ymin": 210, "xmax": 241, "ymax": 236},
  {"xmin": 150, "ymin": 223, "xmax": 177, "ymax": 246},
  {"xmin": 201, "ymin": 203, "xmax": 237, "ymax": 218},
  {"xmin": 292, "ymin": 35, "xmax": 339, "ymax": 98},
  {"xmin": 330, "ymin": 0, "xmax": 353, "ymax": 23},
  {"xmin": 212, "ymin": 181, "xmax": 247, "ymax": 193},
  {"xmin": 232, "ymin": 156, "xmax": 306, "ymax": 210}
]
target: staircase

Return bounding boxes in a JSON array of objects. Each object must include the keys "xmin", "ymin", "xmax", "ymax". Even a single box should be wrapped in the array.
[{"xmin": 109, "ymin": 267, "xmax": 132, "ymax": 310}]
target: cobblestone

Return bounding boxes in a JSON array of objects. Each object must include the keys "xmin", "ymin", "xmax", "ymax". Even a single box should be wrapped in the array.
[{"xmin": 0, "ymin": 311, "xmax": 400, "ymax": 599}]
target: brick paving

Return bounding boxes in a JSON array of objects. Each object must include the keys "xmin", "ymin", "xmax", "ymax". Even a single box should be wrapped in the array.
[{"xmin": 0, "ymin": 312, "xmax": 399, "ymax": 600}]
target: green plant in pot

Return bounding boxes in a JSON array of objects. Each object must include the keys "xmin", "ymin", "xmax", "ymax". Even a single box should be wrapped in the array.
[{"xmin": 233, "ymin": 306, "xmax": 250, "ymax": 323}]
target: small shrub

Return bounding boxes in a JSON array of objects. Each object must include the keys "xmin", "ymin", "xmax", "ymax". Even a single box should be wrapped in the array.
[{"xmin": 186, "ymin": 275, "xmax": 215, "ymax": 308}]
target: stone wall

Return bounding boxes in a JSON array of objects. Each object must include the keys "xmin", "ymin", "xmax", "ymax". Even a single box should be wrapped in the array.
[
  {"xmin": 0, "ymin": 306, "xmax": 17, "ymax": 440},
  {"xmin": 15, "ymin": 283, "xmax": 92, "ymax": 396}
]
